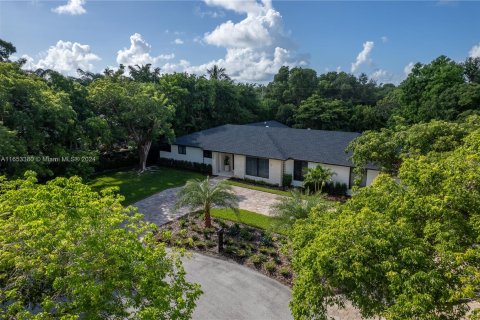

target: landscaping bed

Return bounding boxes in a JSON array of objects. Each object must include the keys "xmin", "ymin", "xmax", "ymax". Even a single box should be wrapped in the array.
[{"xmin": 156, "ymin": 212, "xmax": 293, "ymax": 286}]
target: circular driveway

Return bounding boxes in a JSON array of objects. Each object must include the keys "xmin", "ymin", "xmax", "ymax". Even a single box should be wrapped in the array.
[{"xmin": 182, "ymin": 252, "xmax": 293, "ymax": 320}]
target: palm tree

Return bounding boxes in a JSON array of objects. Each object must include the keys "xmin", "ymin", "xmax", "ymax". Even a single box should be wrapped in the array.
[
  {"xmin": 206, "ymin": 65, "xmax": 230, "ymax": 80},
  {"xmin": 303, "ymin": 165, "xmax": 335, "ymax": 193},
  {"xmin": 270, "ymin": 189, "xmax": 329, "ymax": 230},
  {"xmin": 128, "ymin": 64, "xmax": 161, "ymax": 83},
  {"xmin": 175, "ymin": 177, "xmax": 239, "ymax": 228}
]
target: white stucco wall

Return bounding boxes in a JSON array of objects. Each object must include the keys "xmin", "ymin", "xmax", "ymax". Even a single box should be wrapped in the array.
[
  {"xmin": 244, "ymin": 158, "xmax": 282, "ymax": 186},
  {"xmin": 286, "ymin": 161, "xmax": 352, "ymax": 188},
  {"xmin": 159, "ymin": 144, "xmax": 207, "ymax": 164},
  {"xmin": 366, "ymin": 169, "xmax": 380, "ymax": 186},
  {"xmin": 233, "ymin": 154, "xmax": 246, "ymax": 179}
]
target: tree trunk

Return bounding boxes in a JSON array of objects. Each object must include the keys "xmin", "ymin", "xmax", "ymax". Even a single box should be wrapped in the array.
[
  {"xmin": 138, "ymin": 140, "xmax": 152, "ymax": 173},
  {"xmin": 204, "ymin": 205, "xmax": 212, "ymax": 228}
]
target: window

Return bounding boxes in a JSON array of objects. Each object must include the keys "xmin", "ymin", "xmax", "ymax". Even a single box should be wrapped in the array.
[
  {"xmin": 178, "ymin": 145, "xmax": 186, "ymax": 155},
  {"xmin": 245, "ymin": 157, "xmax": 269, "ymax": 178},
  {"xmin": 349, "ymin": 167, "xmax": 367, "ymax": 188},
  {"xmin": 159, "ymin": 143, "xmax": 171, "ymax": 152},
  {"xmin": 203, "ymin": 150, "xmax": 212, "ymax": 158},
  {"xmin": 293, "ymin": 160, "xmax": 308, "ymax": 181}
]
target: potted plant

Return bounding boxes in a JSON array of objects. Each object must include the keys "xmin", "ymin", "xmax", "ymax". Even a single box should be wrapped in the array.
[{"xmin": 224, "ymin": 156, "xmax": 230, "ymax": 171}]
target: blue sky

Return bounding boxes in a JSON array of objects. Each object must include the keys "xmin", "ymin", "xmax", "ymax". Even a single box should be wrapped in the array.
[{"xmin": 1, "ymin": 0, "xmax": 479, "ymax": 83}]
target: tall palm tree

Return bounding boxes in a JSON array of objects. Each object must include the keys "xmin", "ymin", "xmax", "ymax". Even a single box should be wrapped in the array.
[
  {"xmin": 175, "ymin": 177, "xmax": 239, "ymax": 228},
  {"xmin": 206, "ymin": 65, "xmax": 230, "ymax": 81},
  {"xmin": 128, "ymin": 64, "xmax": 161, "ymax": 83},
  {"xmin": 303, "ymin": 165, "xmax": 335, "ymax": 193}
]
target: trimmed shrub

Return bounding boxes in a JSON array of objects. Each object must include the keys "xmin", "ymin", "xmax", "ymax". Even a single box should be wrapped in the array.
[
  {"xmin": 263, "ymin": 260, "xmax": 276, "ymax": 273},
  {"xmin": 227, "ymin": 223, "xmax": 241, "ymax": 236},
  {"xmin": 205, "ymin": 240, "xmax": 216, "ymax": 248},
  {"xmin": 260, "ymin": 233, "xmax": 274, "ymax": 247},
  {"xmin": 279, "ymin": 267, "xmax": 291, "ymax": 278},
  {"xmin": 237, "ymin": 249, "xmax": 249, "ymax": 258},
  {"xmin": 323, "ymin": 181, "xmax": 348, "ymax": 196},
  {"xmin": 224, "ymin": 245, "xmax": 237, "ymax": 254},
  {"xmin": 250, "ymin": 253, "xmax": 267, "ymax": 265},
  {"xmin": 239, "ymin": 228, "xmax": 253, "ymax": 241},
  {"xmin": 282, "ymin": 173, "xmax": 292, "ymax": 188},
  {"xmin": 194, "ymin": 240, "xmax": 206, "ymax": 249},
  {"xmin": 158, "ymin": 158, "xmax": 212, "ymax": 174}
]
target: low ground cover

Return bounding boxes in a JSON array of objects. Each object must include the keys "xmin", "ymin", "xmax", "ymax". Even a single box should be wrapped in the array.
[
  {"xmin": 88, "ymin": 166, "xmax": 204, "ymax": 204},
  {"xmin": 156, "ymin": 212, "xmax": 293, "ymax": 286}
]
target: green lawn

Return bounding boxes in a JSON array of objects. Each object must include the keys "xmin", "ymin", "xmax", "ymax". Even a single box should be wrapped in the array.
[
  {"xmin": 211, "ymin": 208, "xmax": 286, "ymax": 235},
  {"xmin": 224, "ymin": 179, "xmax": 292, "ymax": 197},
  {"xmin": 88, "ymin": 167, "xmax": 204, "ymax": 205}
]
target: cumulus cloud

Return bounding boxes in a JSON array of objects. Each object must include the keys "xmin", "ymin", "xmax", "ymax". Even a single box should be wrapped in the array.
[
  {"xmin": 370, "ymin": 69, "xmax": 393, "ymax": 83},
  {"xmin": 21, "ymin": 40, "xmax": 100, "ymax": 75},
  {"xmin": 404, "ymin": 62, "xmax": 415, "ymax": 76},
  {"xmin": 165, "ymin": 0, "xmax": 304, "ymax": 82},
  {"xmin": 469, "ymin": 43, "xmax": 480, "ymax": 58},
  {"xmin": 116, "ymin": 33, "xmax": 174, "ymax": 66},
  {"xmin": 173, "ymin": 38, "xmax": 184, "ymax": 45},
  {"xmin": 351, "ymin": 41, "xmax": 374, "ymax": 73},
  {"xmin": 52, "ymin": 0, "xmax": 86, "ymax": 15}
]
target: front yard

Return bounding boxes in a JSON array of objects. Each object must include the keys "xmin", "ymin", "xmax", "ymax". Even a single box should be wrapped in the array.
[{"xmin": 88, "ymin": 167, "xmax": 204, "ymax": 204}]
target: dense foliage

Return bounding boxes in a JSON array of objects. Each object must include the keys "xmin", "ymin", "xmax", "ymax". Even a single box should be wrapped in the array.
[
  {"xmin": 1, "ymin": 37, "xmax": 480, "ymax": 179},
  {"xmin": 291, "ymin": 124, "xmax": 480, "ymax": 319},
  {"xmin": 0, "ymin": 172, "xmax": 201, "ymax": 319}
]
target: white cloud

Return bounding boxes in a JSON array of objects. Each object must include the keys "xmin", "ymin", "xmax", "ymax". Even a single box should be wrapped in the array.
[
  {"xmin": 52, "ymin": 0, "xmax": 86, "ymax": 15},
  {"xmin": 404, "ymin": 62, "xmax": 415, "ymax": 76},
  {"xmin": 351, "ymin": 41, "xmax": 374, "ymax": 73},
  {"xmin": 173, "ymin": 38, "xmax": 184, "ymax": 45},
  {"xmin": 116, "ymin": 33, "xmax": 174, "ymax": 67},
  {"xmin": 21, "ymin": 40, "xmax": 100, "ymax": 75},
  {"xmin": 370, "ymin": 69, "xmax": 393, "ymax": 83},
  {"xmin": 381, "ymin": 36, "xmax": 388, "ymax": 43},
  {"xmin": 170, "ymin": 0, "xmax": 303, "ymax": 82},
  {"xmin": 469, "ymin": 43, "xmax": 480, "ymax": 58}
]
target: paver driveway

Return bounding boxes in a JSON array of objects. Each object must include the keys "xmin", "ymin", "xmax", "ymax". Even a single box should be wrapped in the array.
[{"xmin": 133, "ymin": 178, "xmax": 283, "ymax": 225}]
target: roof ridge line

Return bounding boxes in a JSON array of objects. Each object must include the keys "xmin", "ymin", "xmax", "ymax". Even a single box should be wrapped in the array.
[{"xmin": 265, "ymin": 130, "xmax": 288, "ymax": 160}]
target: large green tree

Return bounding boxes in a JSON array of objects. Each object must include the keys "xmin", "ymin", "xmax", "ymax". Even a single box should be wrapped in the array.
[
  {"xmin": 291, "ymin": 128, "xmax": 480, "ymax": 319},
  {"xmin": 88, "ymin": 77, "xmax": 174, "ymax": 172},
  {"xmin": 0, "ymin": 172, "xmax": 201, "ymax": 318}
]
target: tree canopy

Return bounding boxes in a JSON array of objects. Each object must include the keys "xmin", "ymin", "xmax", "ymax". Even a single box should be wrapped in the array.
[
  {"xmin": 291, "ymin": 125, "xmax": 480, "ymax": 319},
  {"xmin": 0, "ymin": 172, "xmax": 201, "ymax": 319}
]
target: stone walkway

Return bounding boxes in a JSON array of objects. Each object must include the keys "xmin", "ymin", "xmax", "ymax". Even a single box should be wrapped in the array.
[{"xmin": 133, "ymin": 178, "xmax": 284, "ymax": 226}]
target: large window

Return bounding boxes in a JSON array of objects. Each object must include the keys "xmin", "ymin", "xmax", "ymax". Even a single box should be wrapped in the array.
[
  {"xmin": 203, "ymin": 150, "xmax": 212, "ymax": 158},
  {"xmin": 294, "ymin": 160, "xmax": 308, "ymax": 181},
  {"xmin": 178, "ymin": 145, "xmax": 186, "ymax": 155},
  {"xmin": 246, "ymin": 157, "xmax": 269, "ymax": 178}
]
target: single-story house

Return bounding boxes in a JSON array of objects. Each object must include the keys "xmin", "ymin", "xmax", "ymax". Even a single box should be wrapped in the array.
[{"xmin": 159, "ymin": 121, "xmax": 380, "ymax": 191}]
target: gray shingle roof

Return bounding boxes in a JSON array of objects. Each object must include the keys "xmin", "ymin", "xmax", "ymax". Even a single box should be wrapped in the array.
[
  {"xmin": 245, "ymin": 120, "xmax": 289, "ymax": 128},
  {"xmin": 173, "ymin": 124, "xmax": 374, "ymax": 168}
]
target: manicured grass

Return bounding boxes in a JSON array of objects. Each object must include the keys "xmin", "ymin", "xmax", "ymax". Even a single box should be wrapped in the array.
[
  {"xmin": 225, "ymin": 180, "xmax": 291, "ymax": 197},
  {"xmin": 211, "ymin": 208, "xmax": 285, "ymax": 234},
  {"xmin": 88, "ymin": 167, "xmax": 204, "ymax": 205}
]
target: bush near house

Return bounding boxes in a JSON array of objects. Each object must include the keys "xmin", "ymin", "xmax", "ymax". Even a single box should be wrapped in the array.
[{"xmin": 159, "ymin": 158, "xmax": 212, "ymax": 174}]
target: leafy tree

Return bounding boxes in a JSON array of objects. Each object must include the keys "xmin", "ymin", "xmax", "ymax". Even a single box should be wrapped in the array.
[
  {"xmin": 397, "ymin": 56, "xmax": 466, "ymax": 123},
  {"xmin": 464, "ymin": 57, "xmax": 480, "ymax": 84},
  {"xmin": 175, "ymin": 176, "xmax": 239, "ymax": 228},
  {"xmin": 303, "ymin": 165, "xmax": 335, "ymax": 193},
  {"xmin": 294, "ymin": 95, "xmax": 349, "ymax": 130},
  {"xmin": 88, "ymin": 77, "xmax": 174, "ymax": 172},
  {"xmin": 0, "ymin": 62, "xmax": 97, "ymax": 178},
  {"xmin": 206, "ymin": 65, "xmax": 230, "ymax": 81},
  {"xmin": 0, "ymin": 172, "xmax": 202, "ymax": 318},
  {"xmin": 128, "ymin": 63, "xmax": 161, "ymax": 83},
  {"xmin": 291, "ymin": 128, "xmax": 480, "ymax": 319},
  {"xmin": 270, "ymin": 189, "xmax": 328, "ymax": 230},
  {"xmin": 348, "ymin": 117, "xmax": 478, "ymax": 175},
  {"xmin": 0, "ymin": 38, "xmax": 16, "ymax": 62}
]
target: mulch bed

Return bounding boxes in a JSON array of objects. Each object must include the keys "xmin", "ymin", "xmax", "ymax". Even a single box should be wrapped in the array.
[{"xmin": 156, "ymin": 212, "xmax": 293, "ymax": 287}]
